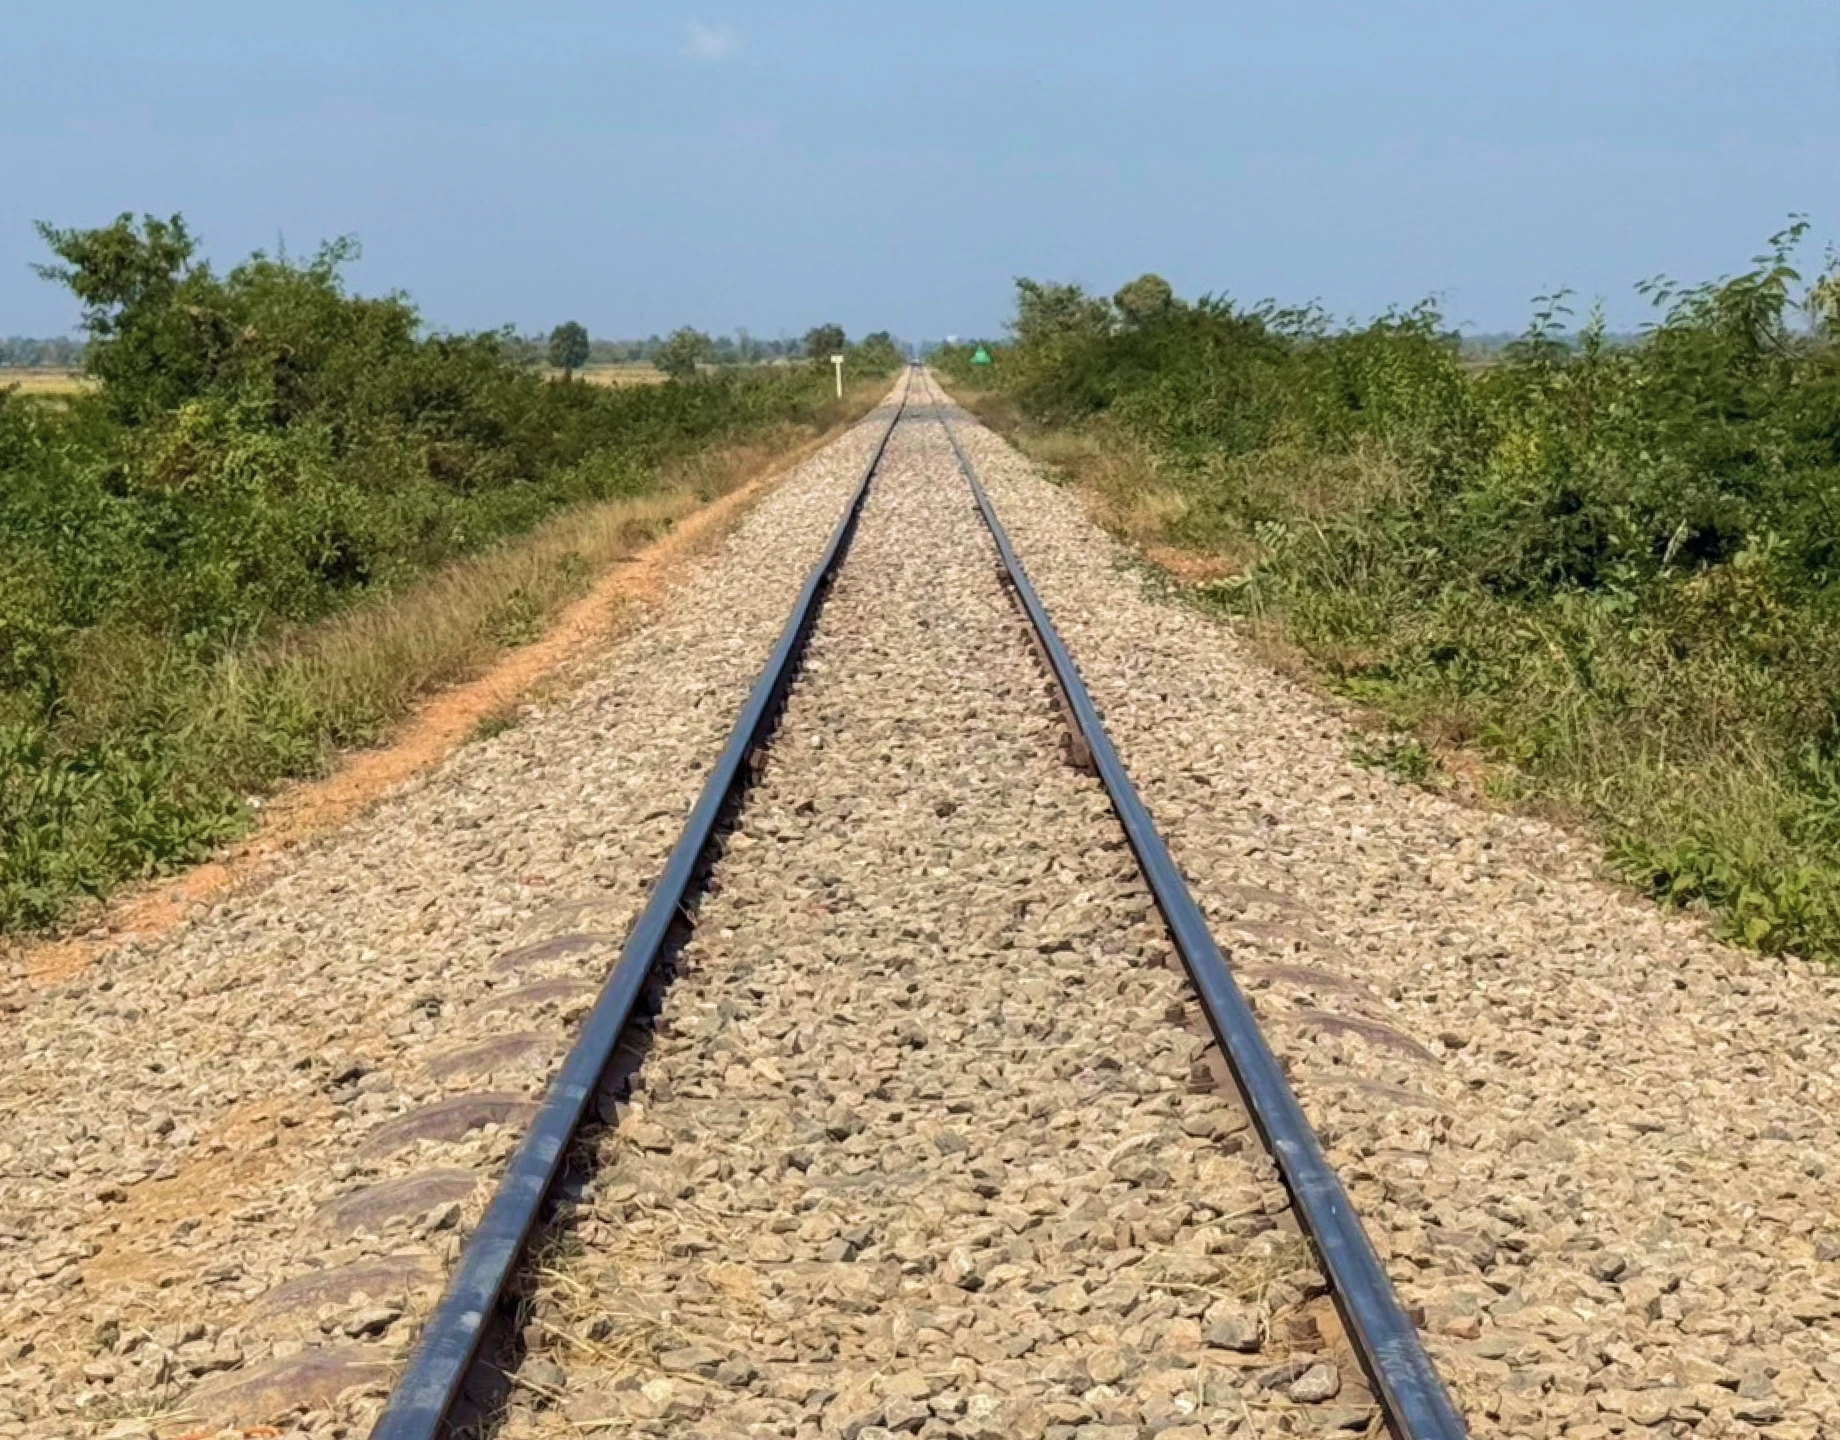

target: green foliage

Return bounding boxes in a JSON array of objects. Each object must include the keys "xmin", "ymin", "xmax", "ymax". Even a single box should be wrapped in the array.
[
  {"xmin": 1350, "ymin": 733, "xmax": 1440, "ymax": 786},
  {"xmin": 1113, "ymin": 273, "xmax": 1176, "ymax": 327},
  {"xmin": 849, "ymin": 330, "xmax": 903, "ymax": 373},
  {"xmin": 34, "ymin": 214, "xmax": 218, "ymax": 423},
  {"xmin": 470, "ymin": 707, "xmax": 520, "ymax": 743},
  {"xmin": 547, "ymin": 320, "xmax": 591, "ymax": 376},
  {"xmin": 929, "ymin": 340, "xmax": 1006, "ymax": 388},
  {"xmin": 0, "ymin": 214, "xmax": 845, "ymax": 931},
  {"xmin": 803, "ymin": 323, "xmax": 846, "ymax": 362},
  {"xmin": 655, "ymin": 326, "xmax": 716, "ymax": 380},
  {"xmin": 988, "ymin": 226, "xmax": 1840, "ymax": 962}
]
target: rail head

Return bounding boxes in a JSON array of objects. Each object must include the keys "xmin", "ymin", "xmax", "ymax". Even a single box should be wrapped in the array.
[
  {"xmin": 368, "ymin": 377, "xmax": 912, "ymax": 1440},
  {"xmin": 923, "ymin": 372, "xmax": 1469, "ymax": 1440},
  {"xmin": 368, "ymin": 370, "xmax": 1465, "ymax": 1440}
]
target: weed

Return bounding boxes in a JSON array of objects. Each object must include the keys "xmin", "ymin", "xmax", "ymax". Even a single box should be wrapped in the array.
[
  {"xmin": 470, "ymin": 708, "xmax": 520, "ymax": 744},
  {"xmin": 1350, "ymin": 734, "xmax": 1441, "ymax": 787}
]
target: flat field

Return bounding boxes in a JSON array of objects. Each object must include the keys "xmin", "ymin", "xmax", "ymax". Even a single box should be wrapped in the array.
[
  {"xmin": 578, "ymin": 364, "xmax": 666, "ymax": 386},
  {"xmin": 1, "ymin": 369, "xmax": 90, "ymax": 396}
]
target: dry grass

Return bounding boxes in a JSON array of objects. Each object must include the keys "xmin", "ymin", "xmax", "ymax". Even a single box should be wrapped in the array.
[
  {"xmin": 954, "ymin": 391, "xmax": 1257, "ymax": 581},
  {"xmin": 568, "ymin": 366, "xmax": 801, "ymax": 387},
  {"xmin": 1218, "ymin": 437, "xmax": 1405, "ymax": 521},
  {"xmin": 236, "ymin": 384, "xmax": 883, "ymax": 743},
  {"xmin": 199, "ymin": 408, "xmax": 879, "ymax": 778},
  {"xmin": 1, "ymin": 368, "xmax": 90, "ymax": 396},
  {"xmin": 251, "ymin": 489, "xmax": 691, "ymax": 729},
  {"xmin": 1031, "ymin": 429, "xmax": 1190, "ymax": 548},
  {"xmin": 575, "ymin": 365, "xmax": 667, "ymax": 387}
]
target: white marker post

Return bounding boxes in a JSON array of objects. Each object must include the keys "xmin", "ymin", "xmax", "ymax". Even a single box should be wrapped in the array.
[{"xmin": 831, "ymin": 353, "xmax": 844, "ymax": 399}]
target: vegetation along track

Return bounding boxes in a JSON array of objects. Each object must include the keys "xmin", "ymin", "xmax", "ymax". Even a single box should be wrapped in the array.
[
  {"xmin": 11, "ymin": 367, "xmax": 1839, "ymax": 1440},
  {"xmin": 361, "ymin": 367, "xmax": 1461, "ymax": 1440}
]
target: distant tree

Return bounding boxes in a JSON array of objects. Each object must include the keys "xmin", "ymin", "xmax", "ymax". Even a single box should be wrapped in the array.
[
  {"xmin": 0, "ymin": 336, "xmax": 85, "ymax": 369},
  {"xmin": 1011, "ymin": 279, "xmax": 1112, "ymax": 347},
  {"xmin": 803, "ymin": 323, "xmax": 846, "ymax": 361},
  {"xmin": 850, "ymin": 330, "xmax": 905, "ymax": 373},
  {"xmin": 547, "ymin": 320, "xmax": 590, "ymax": 377},
  {"xmin": 1113, "ymin": 273, "xmax": 1177, "ymax": 327},
  {"xmin": 655, "ymin": 326, "xmax": 716, "ymax": 380}
]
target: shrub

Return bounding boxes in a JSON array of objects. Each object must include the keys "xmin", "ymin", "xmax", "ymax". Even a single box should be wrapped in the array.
[
  {"xmin": 0, "ymin": 212, "xmax": 894, "ymax": 930},
  {"xmin": 981, "ymin": 224, "xmax": 1840, "ymax": 961}
]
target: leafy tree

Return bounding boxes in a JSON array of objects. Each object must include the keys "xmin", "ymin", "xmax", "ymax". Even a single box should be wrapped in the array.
[
  {"xmin": 1113, "ymin": 273, "xmax": 1177, "ymax": 327},
  {"xmin": 34, "ymin": 213, "xmax": 216, "ymax": 422},
  {"xmin": 655, "ymin": 326, "xmax": 715, "ymax": 380},
  {"xmin": 547, "ymin": 320, "xmax": 590, "ymax": 377},
  {"xmin": 1011, "ymin": 279, "xmax": 1111, "ymax": 348},
  {"xmin": 803, "ymin": 323, "xmax": 846, "ymax": 361},
  {"xmin": 850, "ymin": 330, "xmax": 905, "ymax": 373},
  {"xmin": 31, "ymin": 214, "xmax": 403, "ymax": 429}
]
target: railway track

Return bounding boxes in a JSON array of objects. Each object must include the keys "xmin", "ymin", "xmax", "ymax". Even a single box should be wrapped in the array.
[
  {"xmin": 13, "ymin": 357, "xmax": 1839, "ymax": 1440},
  {"xmin": 361, "ymin": 369, "xmax": 1465, "ymax": 1440}
]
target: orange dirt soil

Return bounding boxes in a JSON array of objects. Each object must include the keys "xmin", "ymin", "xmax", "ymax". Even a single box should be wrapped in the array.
[{"xmin": 1141, "ymin": 544, "xmax": 1238, "ymax": 586}]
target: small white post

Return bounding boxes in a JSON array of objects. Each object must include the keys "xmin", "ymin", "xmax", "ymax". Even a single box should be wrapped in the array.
[{"xmin": 831, "ymin": 353, "xmax": 844, "ymax": 398}]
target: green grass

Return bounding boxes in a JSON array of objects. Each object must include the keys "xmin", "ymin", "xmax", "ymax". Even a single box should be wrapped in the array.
[{"xmin": 1349, "ymin": 733, "xmax": 1441, "ymax": 787}]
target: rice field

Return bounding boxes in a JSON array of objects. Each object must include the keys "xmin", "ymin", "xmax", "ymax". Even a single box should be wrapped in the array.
[
  {"xmin": 1, "ymin": 369, "xmax": 90, "ymax": 396},
  {"xmin": 577, "ymin": 364, "xmax": 667, "ymax": 386}
]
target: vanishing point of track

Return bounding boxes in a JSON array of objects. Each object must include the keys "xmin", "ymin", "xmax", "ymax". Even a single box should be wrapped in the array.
[{"xmin": 370, "ymin": 369, "xmax": 1467, "ymax": 1440}]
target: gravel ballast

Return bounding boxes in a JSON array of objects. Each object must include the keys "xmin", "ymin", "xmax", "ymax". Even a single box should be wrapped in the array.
[
  {"xmin": 494, "ymin": 405, "xmax": 1367, "ymax": 1439},
  {"xmin": 0, "ymin": 394, "xmax": 904, "ymax": 1437}
]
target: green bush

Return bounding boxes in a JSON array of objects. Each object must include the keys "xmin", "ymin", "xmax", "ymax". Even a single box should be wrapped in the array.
[
  {"xmin": 0, "ymin": 212, "xmax": 889, "ymax": 930},
  {"xmin": 982, "ymin": 236, "xmax": 1840, "ymax": 962}
]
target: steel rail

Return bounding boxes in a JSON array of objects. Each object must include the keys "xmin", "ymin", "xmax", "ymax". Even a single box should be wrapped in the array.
[
  {"xmin": 369, "ymin": 377, "xmax": 911, "ymax": 1440},
  {"xmin": 924, "ymin": 375, "xmax": 1469, "ymax": 1440}
]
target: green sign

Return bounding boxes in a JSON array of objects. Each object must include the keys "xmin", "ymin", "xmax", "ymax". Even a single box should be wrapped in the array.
[{"xmin": 971, "ymin": 346, "xmax": 992, "ymax": 367}]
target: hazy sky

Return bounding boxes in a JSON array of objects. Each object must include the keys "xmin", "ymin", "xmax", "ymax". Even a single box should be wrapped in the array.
[{"xmin": 4, "ymin": 2, "xmax": 1836, "ymax": 340}]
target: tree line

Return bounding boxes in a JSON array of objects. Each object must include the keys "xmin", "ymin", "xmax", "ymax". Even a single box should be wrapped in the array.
[
  {"xmin": 509, "ymin": 323, "xmax": 909, "ymax": 378},
  {"xmin": 0, "ymin": 336, "xmax": 85, "ymax": 368},
  {"xmin": 5, "ymin": 325, "xmax": 911, "ymax": 376}
]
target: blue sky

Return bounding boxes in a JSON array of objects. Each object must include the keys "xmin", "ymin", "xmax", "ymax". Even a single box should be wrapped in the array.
[{"xmin": 3, "ymin": 1, "xmax": 1836, "ymax": 340}]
